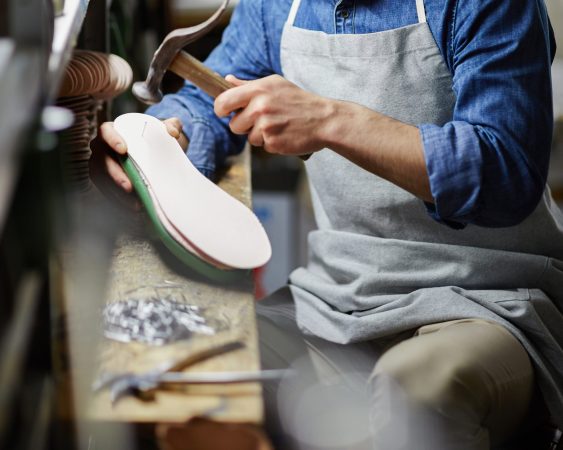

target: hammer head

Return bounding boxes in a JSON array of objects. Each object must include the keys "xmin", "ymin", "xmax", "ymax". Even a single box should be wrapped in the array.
[
  {"xmin": 133, "ymin": 70, "xmax": 163, "ymax": 105},
  {"xmin": 133, "ymin": 0, "xmax": 231, "ymax": 105}
]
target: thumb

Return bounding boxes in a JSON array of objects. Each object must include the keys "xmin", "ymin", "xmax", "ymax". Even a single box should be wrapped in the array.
[
  {"xmin": 163, "ymin": 117, "xmax": 182, "ymax": 138},
  {"xmin": 225, "ymin": 74, "xmax": 249, "ymax": 87}
]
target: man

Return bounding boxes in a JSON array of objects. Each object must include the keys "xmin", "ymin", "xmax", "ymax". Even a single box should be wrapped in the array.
[{"xmin": 91, "ymin": 0, "xmax": 563, "ymax": 448}]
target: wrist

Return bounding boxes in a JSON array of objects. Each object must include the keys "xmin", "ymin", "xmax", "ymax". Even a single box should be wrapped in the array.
[{"xmin": 317, "ymin": 99, "xmax": 351, "ymax": 150}]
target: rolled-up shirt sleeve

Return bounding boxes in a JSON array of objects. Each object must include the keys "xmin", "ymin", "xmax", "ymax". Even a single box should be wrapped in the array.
[
  {"xmin": 146, "ymin": 0, "xmax": 274, "ymax": 178},
  {"xmin": 421, "ymin": 0, "xmax": 556, "ymax": 228}
]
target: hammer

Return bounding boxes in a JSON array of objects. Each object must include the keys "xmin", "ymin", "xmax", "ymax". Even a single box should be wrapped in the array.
[
  {"xmin": 133, "ymin": 1, "xmax": 312, "ymax": 159},
  {"xmin": 133, "ymin": 0, "xmax": 232, "ymax": 105}
]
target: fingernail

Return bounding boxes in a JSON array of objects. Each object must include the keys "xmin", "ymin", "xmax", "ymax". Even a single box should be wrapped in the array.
[{"xmin": 116, "ymin": 142, "xmax": 124, "ymax": 152}]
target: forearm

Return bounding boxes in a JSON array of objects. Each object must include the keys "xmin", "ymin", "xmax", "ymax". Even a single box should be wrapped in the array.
[
  {"xmin": 321, "ymin": 100, "xmax": 433, "ymax": 203},
  {"xmin": 216, "ymin": 75, "xmax": 433, "ymax": 203}
]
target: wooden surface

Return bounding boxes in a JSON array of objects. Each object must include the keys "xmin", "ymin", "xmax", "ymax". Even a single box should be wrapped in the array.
[{"xmin": 60, "ymin": 146, "xmax": 264, "ymax": 427}]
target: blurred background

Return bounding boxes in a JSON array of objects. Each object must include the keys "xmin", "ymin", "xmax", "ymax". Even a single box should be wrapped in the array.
[{"xmin": 548, "ymin": 0, "xmax": 563, "ymax": 210}]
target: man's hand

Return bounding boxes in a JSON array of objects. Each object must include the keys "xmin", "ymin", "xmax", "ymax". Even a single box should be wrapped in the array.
[
  {"xmin": 89, "ymin": 117, "xmax": 187, "ymax": 206},
  {"xmin": 214, "ymin": 74, "xmax": 335, "ymax": 156},
  {"xmin": 215, "ymin": 74, "xmax": 433, "ymax": 203}
]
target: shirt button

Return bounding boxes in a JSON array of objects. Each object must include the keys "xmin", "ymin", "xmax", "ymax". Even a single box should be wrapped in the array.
[{"xmin": 341, "ymin": 9, "xmax": 350, "ymax": 18}]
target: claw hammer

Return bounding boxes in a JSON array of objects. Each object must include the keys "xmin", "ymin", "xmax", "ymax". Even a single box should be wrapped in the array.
[
  {"xmin": 133, "ymin": 0, "xmax": 233, "ymax": 104},
  {"xmin": 133, "ymin": 0, "xmax": 311, "ymax": 159}
]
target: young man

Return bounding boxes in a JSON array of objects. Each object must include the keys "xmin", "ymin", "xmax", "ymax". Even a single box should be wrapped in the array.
[{"xmin": 92, "ymin": 0, "xmax": 563, "ymax": 448}]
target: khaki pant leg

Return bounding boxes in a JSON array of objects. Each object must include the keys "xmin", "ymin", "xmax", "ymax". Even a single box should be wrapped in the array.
[
  {"xmin": 257, "ymin": 288, "xmax": 380, "ymax": 450},
  {"xmin": 369, "ymin": 319, "xmax": 534, "ymax": 450}
]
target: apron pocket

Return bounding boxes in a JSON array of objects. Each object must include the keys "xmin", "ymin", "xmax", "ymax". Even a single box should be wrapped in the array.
[{"xmin": 460, "ymin": 288, "xmax": 532, "ymax": 304}]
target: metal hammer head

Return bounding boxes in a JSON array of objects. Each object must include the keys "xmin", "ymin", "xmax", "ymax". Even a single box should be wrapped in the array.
[{"xmin": 133, "ymin": 0, "xmax": 231, "ymax": 105}]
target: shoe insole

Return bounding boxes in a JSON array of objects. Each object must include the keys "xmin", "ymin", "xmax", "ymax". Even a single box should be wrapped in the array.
[
  {"xmin": 121, "ymin": 156, "xmax": 243, "ymax": 282},
  {"xmin": 126, "ymin": 156, "xmax": 231, "ymax": 269},
  {"xmin": 114, "ymin": 113, "xmax": 271, "ymax": 270}
]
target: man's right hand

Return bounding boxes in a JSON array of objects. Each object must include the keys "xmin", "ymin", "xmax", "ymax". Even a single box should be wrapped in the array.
[{"xmin": 89, "ymin": 117, "xmax": 186, "ymax": 206}]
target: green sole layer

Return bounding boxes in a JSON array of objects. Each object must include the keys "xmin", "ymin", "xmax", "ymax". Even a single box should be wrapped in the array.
[{"xmin": 121, "ymin": 156, "xmax": 248, "ymax": 283}]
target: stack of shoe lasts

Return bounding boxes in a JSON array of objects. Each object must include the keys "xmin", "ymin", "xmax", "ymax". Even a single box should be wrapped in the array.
[{"xmin": 57, "ymin": 50, "xmax": 133, "ymax": 191}]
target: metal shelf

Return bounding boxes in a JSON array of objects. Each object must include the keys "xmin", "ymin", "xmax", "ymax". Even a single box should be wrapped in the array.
[
  {"xmin": 0, "ymin": 43, "xmax": 44, "ymax": 236},
  {"xmin": 47, "ymin": 0, "xmax": 90, "ymax": 101},
  {"xmin": 0, "ymin": 273, "xmax": 42, "ymax": 446},
  {"xmin": 0, "ymin": 0, "xmax": 91, "ymax": 235}
]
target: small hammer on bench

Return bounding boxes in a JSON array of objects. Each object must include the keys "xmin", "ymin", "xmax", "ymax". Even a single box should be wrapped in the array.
[{"xmin": 133, "ymin": 0, "xmax": 232, "ymax": 105}]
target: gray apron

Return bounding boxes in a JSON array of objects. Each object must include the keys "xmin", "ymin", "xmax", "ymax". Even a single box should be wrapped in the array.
[{"xmin": 281, "ymin": 0, "xmax": 563, "ymax": 426}]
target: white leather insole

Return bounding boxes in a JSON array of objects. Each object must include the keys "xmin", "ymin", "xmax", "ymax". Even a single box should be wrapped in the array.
[
  {"xmin": 114, "ymin": 113, "xmax": 271, "ymax": 269},
  {"xmin": 139, "ymin": 163, "xmax": 231, "ymax": 270}
]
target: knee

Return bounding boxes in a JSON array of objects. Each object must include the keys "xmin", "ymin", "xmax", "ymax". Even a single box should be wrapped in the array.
[{"xmin": 370, "ymin": 343, "xmax": 482, "ymax": 416}]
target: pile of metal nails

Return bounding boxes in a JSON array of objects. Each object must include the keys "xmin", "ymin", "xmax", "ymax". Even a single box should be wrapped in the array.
[{"xmin": 103, "ymin": 298, "xmax": 216, "ymax": 346}]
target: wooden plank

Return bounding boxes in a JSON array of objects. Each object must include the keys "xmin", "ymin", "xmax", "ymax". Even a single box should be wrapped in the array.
[{"xmin": 85, "ymin": 146, "xmax": 263, "ymax": 424}]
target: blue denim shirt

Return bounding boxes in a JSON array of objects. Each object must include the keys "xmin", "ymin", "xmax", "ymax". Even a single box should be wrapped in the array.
[{"xmin": 147, "ymin": 0, "xmax": 556, "ymax": 228}]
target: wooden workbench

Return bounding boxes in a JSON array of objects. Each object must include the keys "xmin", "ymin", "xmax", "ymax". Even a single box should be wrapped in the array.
[{"xmin": 57, "ymin": 146, "xmax": 267, "ymax": 447}]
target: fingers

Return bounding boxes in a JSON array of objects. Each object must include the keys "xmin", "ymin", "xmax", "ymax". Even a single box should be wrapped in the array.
[
  {"xmin": 91, "ymin": 122, "xmax": 130, "ymax": 191},
  {"xmin": 90, "ymin": 135, "xmax": 132, "ymax": 191},
  {"xmin": 99, "ymin": 121, "xmax": 127, "ymax": 155},
  {"xmin": 216, "ymin": 75, "xmax": 285, "ymax": 134},
  {"xmin": 225, "ymin": 74, "xmax": 248, "ymax": 87},
  {"xmin": 93, "ymin": 117, "xmax": 185, "ymax": 197},
  {"xmin": 225, "ymin": 89, "xmax": 272, "ymax": 135},
  {"xmin": 215, "ymin": 83, "xmax": 256, "ymax": 117},
  {"xmin": 247, "ymin": 124, "xmax": 265, "ymax": 148},
  {"xmin": 106, "ymin": 154, "xmax": 133, "ymax": 192},
  {"xmin": 99, "ymin": 118, "xmax": 184, "ymax": 151},
  {"xmin": 164, "ymin": 117, "xmax": 182, "ymax": 139},
  {"xmin": 89, "ymin": 136, "xmax": 140, "ymax": 210},
  {"xmin": 229, "ymin": 109, "xmax": 255, "ymax": 135},
  {"xmin": 162, "ymin": 117, "xmax": 189, "ymax": 151},
  {"xmin": 216, "ymin": 75, "xmax": 288, "ymax": 117}
]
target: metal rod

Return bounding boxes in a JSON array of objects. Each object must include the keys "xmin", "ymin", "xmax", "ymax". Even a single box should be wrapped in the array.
[{"xmin": 158, "ymin": 369, "xmax": 290, "ymax": 384}]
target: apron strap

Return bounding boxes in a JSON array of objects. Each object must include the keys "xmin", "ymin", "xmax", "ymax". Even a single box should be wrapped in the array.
[
  {"xmin": 416, "ymin": 0, "xmax": 427, "ymax": 23},
  {"xmin": 287, "ymin": 0, "xmax": 302, "ymax": 26}
]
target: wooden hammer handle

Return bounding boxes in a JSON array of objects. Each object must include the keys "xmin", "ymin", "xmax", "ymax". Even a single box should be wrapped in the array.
[
  {"xmin": 169, "ymin": 50, "xmax": 233, "ymax": 98},
  {"xmin": 169, "ymin": 50, "xmax": 312, "ymax": 161}
]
